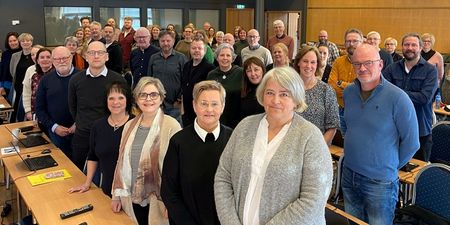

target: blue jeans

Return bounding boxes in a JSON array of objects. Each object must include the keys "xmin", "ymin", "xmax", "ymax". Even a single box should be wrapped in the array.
[
  {"xmin": 339, "ymin": 107, "xmax": 345, "ymax": 132},
  {"xmin": 163, "ymin": 105, "xmax": 181, "ymax": 125},
  {"xmin": 342, "ymin": 166, "xmax": 398, "ymax": 225}
]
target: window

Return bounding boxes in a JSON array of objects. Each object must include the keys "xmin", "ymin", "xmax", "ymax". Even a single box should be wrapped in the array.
[
  {"xmin": 100, "ymin": 8, "xmax": 141, "ymax": 30},
  {"xmin": 148, "ymin": 8, "xmax": 183, "ymax": 33},
  {"xmin": 188, "ymin": 9, "xmax": 219, "ymax": 31},
  {"xmin": 44, "ymin": 7, "xmax": 92, "ymax": 46}
]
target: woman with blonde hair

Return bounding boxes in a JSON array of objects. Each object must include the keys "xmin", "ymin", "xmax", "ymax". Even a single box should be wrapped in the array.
[
  {"xmin": 266, "ymin": 42, "xmax": 290, "ymax": 71},
  {"xmin": 421, "ymin": 33, "xmax": 444, "ymax": 84},
  {"xmin": 111, "ymin": 77, "xmax": 181, "ymax": 225}
]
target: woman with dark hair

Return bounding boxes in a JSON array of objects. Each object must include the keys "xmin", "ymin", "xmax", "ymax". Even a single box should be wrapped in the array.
[
  {"xmin": 10, "ymin": 33, "xmax": 34, "ymax": 122},
  {"xmin": 241, "ymin": 57, "xmax": 266, "ymax": 119},
  {"xmin": 69, "ymin": 81, "xmax": 134, "ymax": 197},
  {"xmin": 149, "ymin": 25, "xmax": 161, "ymax": 48},
  {"xmin": 317, "ymin": 43, "xmax": 332, "ymax": 83},
  {"xmin": 293, "ymin": 46, "xmax": 339, "ymax": 146},
  {"xmin": 22, "ymin": 47, "xmax": 52, "ymax": 121},
  {"xmin": 0, "ymin": 32, "xmax": 21, "ymax": 97}
]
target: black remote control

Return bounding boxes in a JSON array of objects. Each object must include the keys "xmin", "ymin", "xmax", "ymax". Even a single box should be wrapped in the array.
[
  {"xmin": 19, "ymin": 126, "xmax": 34, "ymax": 132},
  {"xmin": 60, "ymin": 204, "xmax": 94, "ymax": 219}
]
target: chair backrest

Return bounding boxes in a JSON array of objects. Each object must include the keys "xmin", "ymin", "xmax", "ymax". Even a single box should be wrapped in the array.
[
  {"xmin": 412, "ymin": 163, "xmax": 450, "ymax": 220},
  {"xmin": 430, "ymin": 121, "xmax": 450, "ymax": 165}
]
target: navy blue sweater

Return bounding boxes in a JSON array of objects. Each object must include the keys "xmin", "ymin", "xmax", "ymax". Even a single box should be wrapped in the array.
[{"xmin": 35, "ymin": 68, "xmax": 78, "ymax": 130}]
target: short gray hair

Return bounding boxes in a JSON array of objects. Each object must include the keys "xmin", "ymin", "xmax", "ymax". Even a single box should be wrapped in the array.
[
  {"xmin": 273, "ymin": 20, "xmax": 284, "ymax": 27},
  {"xmin": 256, "ymin": 67, "xmax": 308, "ymax": 113},
  {"xmin": 214, "ymin": 43, "xmax": 236, "ymax": 61},
  {"xmin": 64, "ymin": 36, "xmax": 79, "ymax": 46}
]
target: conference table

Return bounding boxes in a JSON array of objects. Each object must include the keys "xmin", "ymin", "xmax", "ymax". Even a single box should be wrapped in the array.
[
  {"xmin": 328, "ymin": 145, "xmax": 427, "ymax": 207},
  {"xmin": 0, "ymin": 95, "xmax": 13, "ymax": 123},
  {"xmin": 0, "ymin": 122, "xmax": 133, "ymax": 224}
]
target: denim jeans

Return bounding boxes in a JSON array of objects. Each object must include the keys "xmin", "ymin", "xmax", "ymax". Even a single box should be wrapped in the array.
[
  {"xmin": 163, "ymin": 105, "xmax": 181, "ymax": 125},
  {"xmin": 342, "ymin": 166, "xmax": 398, "ymax": 225},
  {"xmin": 339, "ymin": 107, "xmax": 345, "ymax": 132}
]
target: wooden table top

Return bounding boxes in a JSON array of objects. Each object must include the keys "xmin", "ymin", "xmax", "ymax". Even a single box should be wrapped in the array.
[
  {"xmin": 2, "ymin": 148, "xmax": 133, "ymax": 225},
  {"xmin": 435, "ymin": 107, "xmax": 450, "ymax": 116},
  {"xmin": 0, "ymin": 121, "xmax": 55, "ymax": 159},
  {"xmin": 329, "ymin": 145, "xmax": 427, "ymax": 184}
]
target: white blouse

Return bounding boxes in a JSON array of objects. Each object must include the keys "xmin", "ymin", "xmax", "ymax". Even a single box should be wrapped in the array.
[{"xmin": 243, "ymin": 116, "xmax": 291, "ymax": 225}]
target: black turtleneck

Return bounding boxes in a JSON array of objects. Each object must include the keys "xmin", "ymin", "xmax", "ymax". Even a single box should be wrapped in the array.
[{"xmin": 421, "ymin": 49, "xmax": 436, "ymax": 61}]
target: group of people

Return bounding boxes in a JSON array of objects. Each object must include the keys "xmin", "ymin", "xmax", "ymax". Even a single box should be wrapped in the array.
[{"xmin": 0, "ymin": 14, "xmax": 446, "ymax": 225}]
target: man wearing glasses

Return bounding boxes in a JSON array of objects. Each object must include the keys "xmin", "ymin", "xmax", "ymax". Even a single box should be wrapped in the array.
[
  {"xmin": 35, "ymin": 46, "xmax": 78, "ymax": 159},
  {"xmin": 342, "ymin": 43, "xmax": 419, "ymax": 225},
  {"xmin": 329, "ymin": 28, "xmax": 363, "ymax": 128},
  {"xmin": 384, "ymin": 33, "xmax": 438, "ymax": 162},
  {"xmin": 240, "ymin": 29, "xmax": 273, "ymax": 66},
  {"xmin": 130, "ymin": 27, "xmax": 159, "ymax": 87},
  {"xmin": 68, "ymin": 41, "xmax": 126, "ymax": 169}
]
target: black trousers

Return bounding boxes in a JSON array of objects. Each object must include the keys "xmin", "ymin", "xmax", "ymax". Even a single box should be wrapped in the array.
[
  {"xmin": 413, "ymin": 134, "xmax": 433, "ymax": 162},
  {"xmin": 132, "ymin": 203, "xmax": 149, "ymax": 225}
]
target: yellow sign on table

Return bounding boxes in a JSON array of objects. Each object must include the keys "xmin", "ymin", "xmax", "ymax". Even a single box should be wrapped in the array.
[{"xmin": 27, "ymin": 169, "xmax": 72, "ymax": 186}]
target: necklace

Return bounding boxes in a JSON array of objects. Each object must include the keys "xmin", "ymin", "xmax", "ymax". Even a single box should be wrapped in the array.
[{"xmin": 109, "ymin": 114, "xmax": 128, "ymax": 131}]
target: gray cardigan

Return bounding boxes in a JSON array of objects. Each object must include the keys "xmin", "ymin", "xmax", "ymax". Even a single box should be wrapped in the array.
[{"xmin": 214, "ymin": 113, "xmax": 333, "ymax": 225}]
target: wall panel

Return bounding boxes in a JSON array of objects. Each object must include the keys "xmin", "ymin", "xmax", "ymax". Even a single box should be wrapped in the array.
[{"xmin": 307, "ymin": 0, "xmax": 450, "ymax": 52}]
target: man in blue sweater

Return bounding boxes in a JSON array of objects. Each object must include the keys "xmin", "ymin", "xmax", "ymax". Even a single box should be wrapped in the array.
[
  {"xmin": 342, "ymin": 44, "xmax": 419, "ymax": 225},
  {"xmin": 383, "ymin": 33, "xmax": 438, "ymax": 162},
  {"xmin": 36, "ymin": 46, "xmax": 77, "ymax": 158}
]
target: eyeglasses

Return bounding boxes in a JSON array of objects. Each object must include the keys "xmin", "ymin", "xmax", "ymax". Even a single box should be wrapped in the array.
[
  {"xmin": 86, "ymin": 50, "xmax": 107, "ymax": 56},
  {"xmin": 248, "ymin": 35, "xmax": 259, "ymax": 39},
  {"xmin": 352, "ymin": 59, "xmax": 381, "ymax": 68},
  {"xmin": 52, "ymin": 56, "xmax": 71, "ymax": 62},
  {"xmin": 138, "ymin": 92, "xmax": 160, "ymax": 100},
  {"xmin": 135, "ymin": 35, "xmax": 149, "ymax": 39},
  {"xmin": 198, "ymin": 100, "xmax": 221, "ymax": 109},
  {"xmin": 345, "ymin": 40, "xmax": 361, "ymax": 45}
]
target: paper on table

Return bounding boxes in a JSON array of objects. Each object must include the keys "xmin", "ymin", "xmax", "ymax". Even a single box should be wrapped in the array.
[
  {"xmin": 27, "ymin": 169, "xmax": 72, "ymax": 186},
  {"xmin": 1, "ymin": 146, "xmax": 19, "ymax": 155}
]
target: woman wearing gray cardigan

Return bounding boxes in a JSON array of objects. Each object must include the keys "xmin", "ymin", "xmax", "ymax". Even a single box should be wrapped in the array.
[{"xmin": 214, "ymin": 67, "xmax": 333, "ymax": 225}]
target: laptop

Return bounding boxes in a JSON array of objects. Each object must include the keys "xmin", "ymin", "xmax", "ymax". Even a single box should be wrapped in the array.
[
  {"xmin": 10, "ymin": 127, "xmax": 49, "ymax": 148},
  {"xmin": 9, "ymin": 143, "xmax": 58, "ymax": 171}
]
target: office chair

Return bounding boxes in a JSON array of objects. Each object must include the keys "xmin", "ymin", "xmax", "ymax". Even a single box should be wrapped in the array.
[
  {"xmin": 429, "ymin": 121, "xmax": 450, "ymax": 165},
  {"xmin": 412, "ymin": 163, "xmax": 450, "ymax": 221}
]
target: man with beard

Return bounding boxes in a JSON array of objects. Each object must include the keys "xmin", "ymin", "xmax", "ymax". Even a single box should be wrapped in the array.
[
  {"xmin": 89, "ymin": 21, "xmax": 106, "ymax": 44},
  {"xmin": 103, "ymin": 24, "xmax": 123, "ymax": 73},
  {"xmin": 118, "ymin": 16, "xmax": 135, "ymax": 70},
  {"xmin": 314, "ymin": 30, "xmax": 340, "ymax": 65},
  {"xmin": 383, "ymin": 33, "xmax": 438, "ymax": 162},
  {"xmin": 342, "ymin": 43, "xmax": 419, "ymax": 225},
  {"xmin": 329, "ymin": 28, "xmax": 363, "ymax": 127},
  {"xmin": 148, "ymin": 31, "xmax": 187, "ymax": 121}
]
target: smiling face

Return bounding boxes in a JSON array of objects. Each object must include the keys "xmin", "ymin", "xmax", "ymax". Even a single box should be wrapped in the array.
[
  {"xmin": 352, "ymin": 44, "xmax": 383, "ymax": 90},
  {"xmin": 218, "ymin": 47, "xmax": 233, "ymax": 70},
  {"xmin": 75, "ymin": 30, "xmax": 84, "ymax": 41},
  {"xmin": 37, "ymin": 50, "xmax": 52, "ymax": 72},
  {"xmin": 151, "ymin": 27, "xmax": 160, "ymax": 39},
  {"xmin": 20, "ymin": 38, "xmax": 32, "ymax": 51},
  {"xmin": 136, "ymin": 84, "xmax": 162, "ymax": 115},
  {"xmin": 297, "ymin": 51, "xmax": 318, "ymax": 79},
  {"xmin": 263, "ymin": 79, "xmax": 296, "ymax": 122},
  {"xmin": 107, "ymin": 91, "xmax": 127, "ymax": 115},
  {"xmin": 8, "ymin": 35, "xmax": 19, "ymax": 50},
  {"xmin": 245, "ymin": 63, "xmax": 264, "ymax": 85},
  {"xmin": 190, "ymin": 40, "xmax": 205, "ymax": 62},
  {"xmin": 318, "ymin": 46, "xmax": 329, "ymax": 64},
  {"xmin": 273, "ymin": 46, "xmax": 287, "ymax": 64},
  {"xmin": 247, "ymin": 29, "xmax": 260, "ymax": 47},
  {"xmin": 193, "ymin": 90, "xmax": 224, "ymax": 131},
  {"xmin": 402, "ymin": 36, "xmax": 422, "ymax": 61}
]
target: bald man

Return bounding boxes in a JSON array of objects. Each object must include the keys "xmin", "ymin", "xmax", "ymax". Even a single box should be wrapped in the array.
[
  {"xmin": 342, "ymin": 44, "xmax": 419, "ymax": 225},
  {"xmin": 68, "ymin": 41, "xmax": 126, "ymax": 169},
  {"xmin": 36, "ymin": 46, "xmax": 78, "ymax": 158},
  {"xmin": 241, "ymin": 29, "xmax": 273, "ymax": 66},
  {"xmin": 315, "ymin": 30, "xmax": 340, "ymax": 65}
]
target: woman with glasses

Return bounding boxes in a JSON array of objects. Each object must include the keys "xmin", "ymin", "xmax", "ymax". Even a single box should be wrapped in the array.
[
  {"xmin": 161, "ymin": 80, "xmax": 232, "ymax": 225},
  {"xmin": 111, "ymin": 77, "xmax": 181, "ymax": 225},
  {"xmin": 207, "ymin": 43, "xmax": 243, "ymax": 128},
  {"xmin": 69, "ymin": 81, "xmax": 133, "ymax": 197},
  {"xmin": 421, "ymin": 33, "xmax": 444, "ymax": 84},
  {"xmin": 214, "ymin": 67, "xmax": 333, "ymax": 225},
  {"xmin": 294, "ymin": 46, "xmax": 339, "ymax": 146}
]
